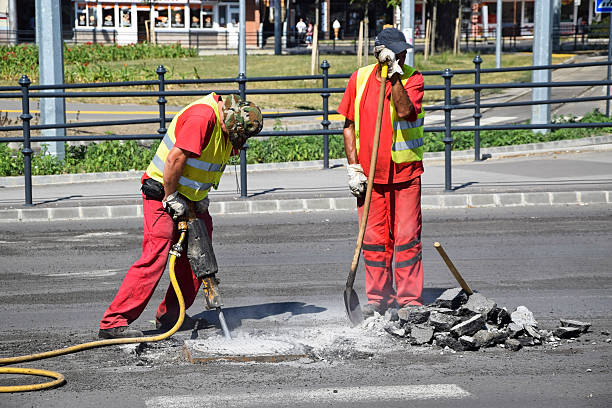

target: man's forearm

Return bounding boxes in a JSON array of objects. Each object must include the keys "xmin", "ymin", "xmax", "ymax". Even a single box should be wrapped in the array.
[
  {"xmin": 163, "ymin": 147, "xmax": 189, "ymax": 199},
  {"xmin": 390, "ymin": 75, "xmax": 416, "ymax": 120},
  {"xmin": 343, "ymin": 119, "xmax": 358, "ymax": 164}
]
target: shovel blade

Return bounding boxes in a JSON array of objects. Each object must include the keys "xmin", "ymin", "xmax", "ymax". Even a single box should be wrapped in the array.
[{"xmin": 343, "ymin": 288, "xmax": 364, "ymax": 327}]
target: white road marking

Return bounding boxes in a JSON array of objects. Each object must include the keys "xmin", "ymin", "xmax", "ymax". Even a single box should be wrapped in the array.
[
  {"xmin": 146, "ymin": 384, "xmax": 471, "ymax": 407},
  {"xmin": 480, "ymin": 116, "xmax": 519, "ymax": 125},
  {"xmin": 426, "ymin": 114, "xmax": 519, "ymax": 126},
  {"xmin": 73, "ymin": 231, "xmax": 128, "ymax": 239},
  {"xmin": 45, "ymin": 269, "xmax": 122, "ymax": 278}
]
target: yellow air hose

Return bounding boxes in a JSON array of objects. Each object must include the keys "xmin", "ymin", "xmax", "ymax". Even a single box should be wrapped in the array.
[{"xmin": 0, "ymin": 226, "xmax": 188, "ymax": 393}]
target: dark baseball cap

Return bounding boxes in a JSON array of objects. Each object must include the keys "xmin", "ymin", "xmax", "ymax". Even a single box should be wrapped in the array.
[{"xmin": 374, "ymin": 28, "xmax": 413, "ymax": 54}]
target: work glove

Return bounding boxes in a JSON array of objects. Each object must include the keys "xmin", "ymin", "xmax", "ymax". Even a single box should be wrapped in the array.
[
  {"xmin": 374, "ymin": 45, "xmax": 404, "ymax": 78},
  {"xmin": 162, "ymin": 191, "xmax": 187, "ymax": 220},
  {"xmin": 347, "ymin": 164, "xmax": 367, "ymax": 198},
  {"xmin": 194, "ymin": 197, "xmax": 210, "ymax": 214}
]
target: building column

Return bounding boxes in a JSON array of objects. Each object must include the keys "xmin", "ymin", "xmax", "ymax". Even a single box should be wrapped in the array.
[
  {"xmin": 421, "ymin": 0, "xmax": 426, "ymax": 36},
  {"xmin": 323, "ymin": 0, "xmax": 330, "ymax": 39},
  {"xmin": 520, "ymin": 0, "xmax": 525, "ymax": 30},
  {"xmin": 587, "ymin": 0, "xmax": 593, "ymax": 25}
]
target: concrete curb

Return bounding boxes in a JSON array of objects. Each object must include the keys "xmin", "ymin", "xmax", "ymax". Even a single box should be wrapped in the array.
[
  {"xmin": 1, "ymin": 190, "xmax": 609, "ymax": 223},
  {"xmin": 1, "ymin": 135, "xmax": 611, "ymax": 187}
]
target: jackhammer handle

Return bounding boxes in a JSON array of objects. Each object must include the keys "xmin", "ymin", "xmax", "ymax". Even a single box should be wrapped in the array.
[
  {"xmin": 433, "ymin": 242, "xmax": 473, "ymax": 295},
  {"xmin": 347, "ymin": 64, "xmax": 388, "ymax": 289}
]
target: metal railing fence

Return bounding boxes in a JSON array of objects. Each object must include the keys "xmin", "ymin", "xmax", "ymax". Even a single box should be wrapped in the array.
[
  {"xmin": 1, "ymin": 57, "xmax": 612, "ymax": 205},
  {"xmin": 460, "ymin": 23, "xmax": 611, "ymax": 52}
]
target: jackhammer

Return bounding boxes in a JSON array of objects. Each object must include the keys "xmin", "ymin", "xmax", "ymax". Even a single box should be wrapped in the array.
[
  {"xmin": 0, "ymin": 204, "xmax": 231, "ymax": 392},
  {"xmin": 181, "ymin": 204, "xmax": 232, "ymax": 340}
]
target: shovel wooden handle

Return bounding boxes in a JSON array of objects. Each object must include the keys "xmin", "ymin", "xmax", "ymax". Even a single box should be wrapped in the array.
[
  {"xmin": 347, "ymin": 64, "xmax": 388, "ymax": 289},
  {"xmin": 434, "ymin": 242, "xmax": 473, "ymax": 295}
]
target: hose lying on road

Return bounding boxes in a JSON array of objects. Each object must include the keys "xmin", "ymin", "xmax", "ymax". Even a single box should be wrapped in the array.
[{"xmin": 0, "ymin": 228, "xmax": 188, "ymax": 393}]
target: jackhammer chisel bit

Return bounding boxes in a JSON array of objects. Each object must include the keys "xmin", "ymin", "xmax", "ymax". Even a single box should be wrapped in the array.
[
  {"xmin": 201, "ymin": 275, "xmax": 232, "ymax": 340},
  {"xmin": 185, "ymin": 216, "xmax": 231, "ymax": 339}
]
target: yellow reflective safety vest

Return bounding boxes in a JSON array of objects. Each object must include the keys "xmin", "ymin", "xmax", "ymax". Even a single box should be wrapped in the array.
[
  {"xmin": 145, "ymin": 93, "xmax": 233, "ymax": 201},
  {"xmin": 354, "ymin": 64, "xmax": 425, "ymax": 163}
]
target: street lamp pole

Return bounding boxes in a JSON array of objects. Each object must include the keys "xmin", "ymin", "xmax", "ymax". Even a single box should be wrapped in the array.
[{"xmin": 401, "ymin": 0, "xmax": 415, "ymax": 67}]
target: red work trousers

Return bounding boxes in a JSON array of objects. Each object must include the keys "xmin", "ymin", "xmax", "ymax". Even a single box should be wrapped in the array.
[
  {"xmin": 100, "ymin": 194, "xmax": 212, "ymax": 329},
  {"xmin": 357, "ymin": 177, "xmax": 423, "ymax": 307}
]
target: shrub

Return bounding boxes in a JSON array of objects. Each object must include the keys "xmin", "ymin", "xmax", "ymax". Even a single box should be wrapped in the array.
[
  {"xmin": 0, "ymin": 43, "xmax": 196, "ymax": 82},
  {"xmin": 0, "ymin": 111, "xmax": 609, "ymax": 177}
]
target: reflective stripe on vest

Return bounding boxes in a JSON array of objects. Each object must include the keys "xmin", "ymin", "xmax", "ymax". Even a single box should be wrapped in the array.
[
  {"xmin": 354, "ymin": 64, "xmax": 425, "ymax": 163},
  {"xmin": 145, "ymin": 93, "xmax": 233, "ymax": 201}
]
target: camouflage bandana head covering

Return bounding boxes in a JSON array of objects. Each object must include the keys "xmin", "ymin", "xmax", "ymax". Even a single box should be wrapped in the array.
[{"xmin": 222, "ymin": 94, "xmax": 263, "ymax": 149}]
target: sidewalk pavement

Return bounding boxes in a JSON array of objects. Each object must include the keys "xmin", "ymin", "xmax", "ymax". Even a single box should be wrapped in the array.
[{"xmin": 0, "ymin": 135, "xmax": 611, "ymax": 223}]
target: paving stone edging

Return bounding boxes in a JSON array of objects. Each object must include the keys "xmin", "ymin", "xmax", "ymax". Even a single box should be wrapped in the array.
[
  {"xmin": 1, "ymin": 190, "xmax": 609, "ymax": 223},
  {"xmin": 0, "ymin": 135, "xmax": 610, "ymax": 187}
]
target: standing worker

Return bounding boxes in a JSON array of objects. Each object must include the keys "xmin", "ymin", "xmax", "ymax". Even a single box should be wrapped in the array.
[
  {"xmin": 98, "ymin": 94, "xmax": 263, "ymax": 339},
  {"xmin": 337, "ymin": 28, "xmax": 425, "ymax": 317}
]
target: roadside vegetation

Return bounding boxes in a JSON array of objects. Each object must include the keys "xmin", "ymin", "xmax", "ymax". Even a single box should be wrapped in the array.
[
  {"xmin": 0, "ymin": 43, "xmax": 566, "ymax": 109},
  {"xmin": 0, "ymin": 43, "xmax": 603, "ymax": 177},
  {"xmin": 1, "ymin": 110, "xmax": 609, "ymax": 177}
]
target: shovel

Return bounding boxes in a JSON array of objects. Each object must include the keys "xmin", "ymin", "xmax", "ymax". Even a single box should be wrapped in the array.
[{"xmin": 344, "ymin": 64, "xmax": 389, "ymax": 326}]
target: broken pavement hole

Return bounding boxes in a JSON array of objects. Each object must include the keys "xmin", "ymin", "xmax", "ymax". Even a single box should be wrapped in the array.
[{"xmin": 183, "ymin": 337, "xmax": 308, "ymax": 363}]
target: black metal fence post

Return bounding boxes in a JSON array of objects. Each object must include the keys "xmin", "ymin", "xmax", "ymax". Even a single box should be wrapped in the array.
[
  {"xmin": 320, "ymin": 60, "xmax": 331, "ymax": 169},
  {"xmin": 156, "ymin": 65, "xmax": 167, "ymax": 135},
  {"xmin": 442, "ymin": 68, "xmax": 454, "ymax": 192},
  {"xmin": 473, "ymin": 55, "xmax": 482, "ymax": 161},
  {"xmin": 238, "ymin": 72, "xmax": 248, "ymax": 198},
  {"xmin": 574, "ymin": 24, "xmax": 578, "ymax": 50},
  {"xmin": 19, "ymin": 75, "xmax": 33, "ymax": 206}
]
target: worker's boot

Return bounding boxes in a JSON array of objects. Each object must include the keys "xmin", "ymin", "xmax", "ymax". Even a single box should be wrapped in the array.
[{"xmin": 98, "ymin": 326, "xmax": 144, "ymax": 339}]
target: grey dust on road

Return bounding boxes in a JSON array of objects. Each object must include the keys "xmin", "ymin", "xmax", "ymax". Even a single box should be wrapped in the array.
[{"xmin": 0, "ymin": 205, "xmax": 611, "ymax": 407}]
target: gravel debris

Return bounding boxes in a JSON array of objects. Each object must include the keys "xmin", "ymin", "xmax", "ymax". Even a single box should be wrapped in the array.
[{"xmin": 357, "ymin": 288, "xmax": 594, "ymax": 353}]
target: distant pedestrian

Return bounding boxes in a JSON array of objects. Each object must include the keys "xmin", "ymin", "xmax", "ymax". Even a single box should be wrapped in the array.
[
  {"xmin": 305, "ymin": 22, "xmax": 313, "ymax": 48},
  {"xmin": 296, "ymin": 18, "xmax": 307, "ymax": 44}
]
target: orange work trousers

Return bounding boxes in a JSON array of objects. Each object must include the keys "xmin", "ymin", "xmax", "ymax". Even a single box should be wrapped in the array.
[{"xmin": 357, "ymin": 177, "xmax": 423, "ymax": 307}]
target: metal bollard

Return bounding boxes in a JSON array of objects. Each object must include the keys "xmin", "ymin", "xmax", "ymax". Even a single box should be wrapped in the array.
[
  {"xmin": 473, "ymin": 55, "xmax": 482, "ymax": 161},
  {"xmin": 19, "ymin": 75, "xmax": 33, "ymax": 206},
  {"xmin": 320, "ymin": 60, "xmax": 331, "ymax": 169},
  {"xmin": 442, "ymin": 68, "xmax": 454, "ymax": 192},
  {"xmin": 238, "ymin": 72, "xmax": 248, "ymax": 198},
  {"xmin": 156, "ymin": 65, "xmax": 167, "ymax": 135}
]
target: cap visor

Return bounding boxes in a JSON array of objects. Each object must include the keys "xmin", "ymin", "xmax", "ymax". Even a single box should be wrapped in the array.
[{"xmin": 391, "ymin": 43, "xmax": 412, "ymax": 54}]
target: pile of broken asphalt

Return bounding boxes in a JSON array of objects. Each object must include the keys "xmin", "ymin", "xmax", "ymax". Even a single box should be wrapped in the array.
[{"xmin": 366, "ymin": 288, "xmax": 604, "ymax": 352}]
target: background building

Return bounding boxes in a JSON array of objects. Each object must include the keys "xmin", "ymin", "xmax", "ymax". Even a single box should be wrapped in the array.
[{"xmin": 0, "ymin": 0, "xmax": 604, "ymax": 46}]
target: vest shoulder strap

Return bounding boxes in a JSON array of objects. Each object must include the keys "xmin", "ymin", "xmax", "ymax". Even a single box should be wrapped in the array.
[{"xmin": 356, "ymin": 64, "xmax": 377, "ymax": 98}]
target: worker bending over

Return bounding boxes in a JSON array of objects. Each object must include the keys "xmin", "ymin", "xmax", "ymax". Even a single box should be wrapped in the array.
[
  {"xmin": 99, "ymin": 93, "xmax": 263, "ymax": 339},
  {"xmin": 338, "ymin": 28, "xmax": 425, "ymax": 317}
]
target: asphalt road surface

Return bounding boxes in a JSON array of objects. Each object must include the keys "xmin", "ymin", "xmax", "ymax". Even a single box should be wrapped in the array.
[{"xmin": 1, "ymin": 205, "xmax": 611, "ymax": 407}]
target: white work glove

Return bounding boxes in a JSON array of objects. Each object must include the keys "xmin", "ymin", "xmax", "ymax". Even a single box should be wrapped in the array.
[
  {"xmin": 194, "ymin": 197, "xmax": 210, "ymax": 214},
  {"xmin": 162, "ymin": 191, "xmax": 187, "ymax": 220},
  {"xmin": 347, "ymin": 164, "xmax": 367, "ymax": 198},
  {"xmin": 374, "ymin": 45, "xmax": 404, "ymax": 78}
]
